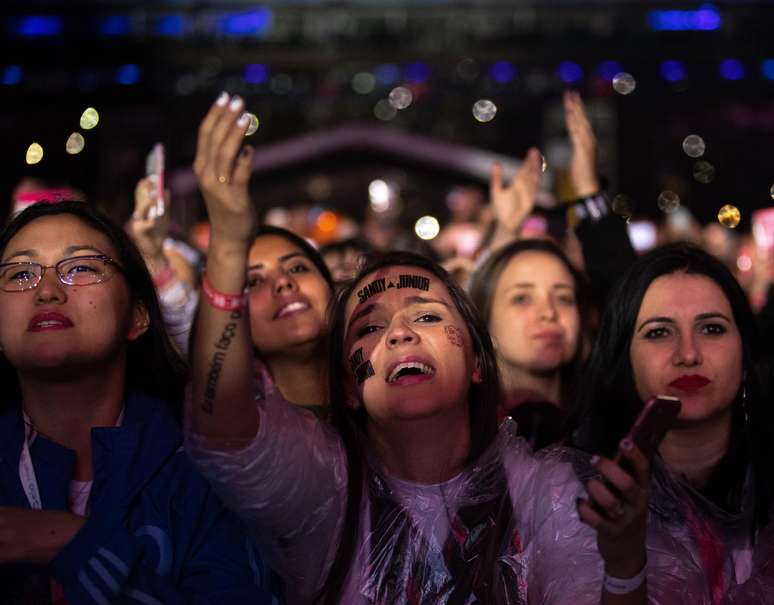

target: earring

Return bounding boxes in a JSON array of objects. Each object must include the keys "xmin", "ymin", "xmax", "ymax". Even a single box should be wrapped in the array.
[{"xmin": 741, "ymin": 381, "xmax": 750, "ymax": 425}]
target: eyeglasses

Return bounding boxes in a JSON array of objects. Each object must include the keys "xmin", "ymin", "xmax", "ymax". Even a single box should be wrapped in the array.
[{"xmin": 0, "ymin": 255, "xmax": 124, "ymax": 292}]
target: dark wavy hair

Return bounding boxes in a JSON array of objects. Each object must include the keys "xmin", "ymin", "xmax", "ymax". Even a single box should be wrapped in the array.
[
  {"xmin": 570, "ymin": 242, "xmax": 773, "ymax": 529},
  {"xmin": 253, "ymin": 225, "xmax": 334, "ymax": 290},
  {"xmin": 0, "ymin": 201, "xmax": 187, "ymax": 415},
  {"xmin": 319, "ymin": 250, "xmax": 500, "ymax": 604},
  {"xmin": 468, "ymin": 238, "xmax": 592, "ymax": 409}
]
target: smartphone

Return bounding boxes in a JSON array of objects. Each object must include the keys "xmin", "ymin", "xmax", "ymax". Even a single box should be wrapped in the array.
[
  {"xmin": 145, "ymin": 143, "xmax": 165, "ymax": 220},
  {"xmin": 614, "ymin": 395, "xmax": 681, "ymax": 473},
  {"xmin": 752, "ymin": 207, "xmax": 774, "ymax": 255}
]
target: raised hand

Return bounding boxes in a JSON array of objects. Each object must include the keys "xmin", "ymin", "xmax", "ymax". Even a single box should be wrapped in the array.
[
  {"xmin": 564, "ymin": 90, "xmax": 600, "ymax": 198},
  {"xmin": 193, "ymin": 92, "xmax": 256, "ymax": 245},
  {"xmin": 130, "ymin": 176, "xmax": 170, "ymax": 262},
  {"xmin": 490, "ymin": 147, "xmax": 542, "ymax": 234},
  {"xmin": 577, "ymin": 439, "xmax": 650, "ymax": 581}
]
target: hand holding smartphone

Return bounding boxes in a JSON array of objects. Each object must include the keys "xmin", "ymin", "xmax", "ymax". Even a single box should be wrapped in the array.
[{"xmin": 614, "ymin": 395, "xmax": 681, "ymax": 474}]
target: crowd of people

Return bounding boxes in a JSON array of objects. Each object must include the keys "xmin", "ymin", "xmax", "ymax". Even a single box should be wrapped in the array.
[{"xmin": 1, "ymin": 89, "xmax": 773, "ymax": 605}]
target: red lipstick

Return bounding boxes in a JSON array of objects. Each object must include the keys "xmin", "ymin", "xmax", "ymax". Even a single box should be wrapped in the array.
[
  {"xmin": 28, "ymin": 312, "xmax": 73, "ymax": 332},
  {"xmin": 669, "ymin": 374, "xmax": 711, "ymax": 392}
]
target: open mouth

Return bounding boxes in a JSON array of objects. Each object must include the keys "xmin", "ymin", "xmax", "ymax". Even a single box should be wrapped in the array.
[
  {"xmin": 274, "ymin": 301, "xmax": 310, "ymax": 319},
  {"xmin": 386, "ymin": 361, "xmax": 436, "ymax": 384}
]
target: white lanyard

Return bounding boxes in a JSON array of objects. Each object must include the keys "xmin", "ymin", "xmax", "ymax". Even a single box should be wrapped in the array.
[
  {"xmin": 18, "ymin": 410, "xmax": 124, "ymax": 510},
  {"xmin": 19, "ymin": 415, "xmax": 42, "ymax": 509}
]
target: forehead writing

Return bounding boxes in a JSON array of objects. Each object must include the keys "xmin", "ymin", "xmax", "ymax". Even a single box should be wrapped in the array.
[{"xmin": 356, "ymin": 273, "xmax": 431, "ymax": 304}]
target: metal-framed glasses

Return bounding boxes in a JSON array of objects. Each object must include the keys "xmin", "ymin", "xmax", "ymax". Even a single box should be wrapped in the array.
[{"xmin": 0, "ymin": 255, "xmax": 124, "ymax": 292}]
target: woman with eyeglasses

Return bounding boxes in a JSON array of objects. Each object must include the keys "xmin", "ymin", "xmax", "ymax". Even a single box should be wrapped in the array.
[{"xmin": 0, "ymin": 201, "xmax": 275, "ymax": 604}]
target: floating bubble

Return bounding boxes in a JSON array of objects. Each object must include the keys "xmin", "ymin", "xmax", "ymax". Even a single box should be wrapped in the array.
[
  {"xmin": 657, "ymin": 190, "xmax": 681, "ymax": 214},
  {"xmin": 388, "ymin": 86, "xmax": 412, "ymax": 110},
  {"xmin": 611, "ymin": 194, "xmax": 634, "ymax": 218},
  {"xmin": 374, "ymin": 99, "xmax": 397, "ymax": 121},
  {"xmin": 682, "ymin": 134, "xmax": 706, "ymax": 158},
  {"xmin": 245, "ymin": 113, "xmax": 259, "ymax": 136},
  {"xmin": 65, "ymin": 132, "xmax": 85, "ymax": 155},
  {"xmin": 25, "ymin": 143, "xmax": 44, "ymax": 165},
  {"xmin": 612, "ymin": 72, "xmax": 636, "ymax": 95},
  {"xmin": 415, "ymin": 216, "xmax": 440, "ymax": 240},
  {"xmin": 80, "ymin": 107, "xmax": 99, "ymax": 130},
  {"xmin": 718, "ymin": 204, "xmax": 741, "ymax": 229},
  {"xmin": 692, "ymin": 160, "xmax": 715, "ymax": 184},
  {"xmin": 351, "ymin": 72, "xmax": 376, "ymax": 95},
  {"xmin": 472, "ymin": 99, "xmax": 497, "ymax": 123}
]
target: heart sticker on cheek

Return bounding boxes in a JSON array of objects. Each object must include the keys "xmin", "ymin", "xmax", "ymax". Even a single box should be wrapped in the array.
[{"xmin": 444, "ymin": 325, "xmax": 464, "ymax": 348}]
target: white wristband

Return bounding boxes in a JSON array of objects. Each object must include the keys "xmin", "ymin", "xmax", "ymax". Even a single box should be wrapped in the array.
[{"xmin": 604, "ymin": 563, "xmax": 647, "ymax": 595}]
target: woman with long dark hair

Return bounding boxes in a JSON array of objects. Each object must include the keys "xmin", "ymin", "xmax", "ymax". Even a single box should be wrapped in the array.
[
  {"xmin": 571, "ymin": 242, "xmax": 774, "ymax": 602},
  {"xmin": 0, "ymin": 201, "xmax": 274, "ymax": 603},
  {"xmin": 192, "ymin": 96, "xmax": 334, "ymax": 415},
  {"xmin": 187, "ymin": 93, "xmax": 653, "ymax": 605},
  {"xmin": 469, "ymin": 239, "xmax": 591, "ymax": 447}
]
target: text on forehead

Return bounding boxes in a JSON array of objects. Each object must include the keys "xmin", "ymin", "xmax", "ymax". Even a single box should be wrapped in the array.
[{"xmin": 356, "ymin": 274, "xmax": 431, "ymax": 304}]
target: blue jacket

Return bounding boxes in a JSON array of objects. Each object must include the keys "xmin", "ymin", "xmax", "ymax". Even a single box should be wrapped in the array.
[{"xmin": 0, "ymin": 392, "xmax": 278, "ymax": 604}]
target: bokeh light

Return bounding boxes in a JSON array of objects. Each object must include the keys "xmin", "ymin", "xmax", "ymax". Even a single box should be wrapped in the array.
[
  {"xmin": 415, "ymin": 216, "xmax": 440, "ymax": 240},
  {"xmin": 80, "ymin": 107, "xmax": 100, "ymax": 130},
  {"xmin": 65, "ymin": 132, "xmax": 85, "ymax": 154},
  {"xmin": 26, "ymin": 142, "xmax": 44, "ymax": 165},
  {"xmin": 472, "ymin": 99, "xmax": 497, "ymax": 122},
  {"xmin": 717, "ymin": 204, "xmax": 741, "ymax": 229}
]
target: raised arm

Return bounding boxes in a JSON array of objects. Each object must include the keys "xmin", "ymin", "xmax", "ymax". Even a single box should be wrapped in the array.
[
  {"xmin": 478, "ymin": 147, "xmax": 542, "ymax": 255},
  {"xmin": 190, "ymin": 93, "xmax": 257, "ymax": 443}
]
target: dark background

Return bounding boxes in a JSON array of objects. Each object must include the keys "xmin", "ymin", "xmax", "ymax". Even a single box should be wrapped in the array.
[{"xmin": 2, "ymin": 1, "xmax": 773, "ymax": 234}]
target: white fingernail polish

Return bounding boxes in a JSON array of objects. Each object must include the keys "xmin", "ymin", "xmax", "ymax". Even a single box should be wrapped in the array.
[
  {"xmin": 229, "ymin": 96, "xmax": 244, "ymax": 112},
  {"xmin": 237, "ymin": 113, "xmax": 250, "ymax": 127},
  {"xmin": 216, "ymin": 92, "xmax": 229, "ymax": 107}
]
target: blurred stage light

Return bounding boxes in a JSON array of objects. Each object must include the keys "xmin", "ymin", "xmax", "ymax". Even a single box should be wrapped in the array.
[
  {"xmin": 157, "ymin": 15, "xmax": 185, "ymax": 37},
  {"xmin": 557, "ymin": 61, "xmax": 583, "ymax": 84},
  {"xmin": 597, "ymin": 61, "xmax": 624, "ymax": 82},
  {"xmin": 415, "ymin": 216, "xmax": 440, "ymax": 240},
  {"xmin": 374, "ymin": 64, "xmax": 401, "ymax": 86},
  {"xmin": 405, "ymin": 62, "xmax": 430, "ymax": 84},
  {"xmin": 116, "ymin": 64, "xmax": 141, "ymax": 85},
  {"xmin": 648, "ymin": 5, "xmax": 721, "ymax": 31},
  {"xmin": 15, "ymin": 16, "xmax": 62, "ymax": 37},
  {"xmin": 660, "ymin": 60, "xmax": 686, "ymax": 82},
  {"xmin": 99, "ymin": 15, "xmax": 130, "ymax": 36},
  {"xmin": 244, "ymin": 64, "xmax": 269, "ymax": 84},
  {"xmin": 489, "ymin": 61, "xmax": 517, "ymax": 84},
  {"xmin": 762, "ymin": 59, "xmax": 774, "ymax": 80},
  {"xmin": 719, "ymin": 59, "xmax": 745, "ymax": 80},
  {"xmin": 219, "ymin": 8, "xmax": 272, "ymax": 37},
  {"xmin": 2, "ymin": 66, "xmax": 23, "ymax": 86}
]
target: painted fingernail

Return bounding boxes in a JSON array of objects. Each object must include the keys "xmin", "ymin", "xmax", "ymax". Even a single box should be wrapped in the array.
[
  {"xmin": 237, "ymin": 112, "xmax": 250, "ymax": 127},
  {"xmin": 590, "ymin": 455, "xmax": 600, "ymax": 465},
  {"xmin": 621, "ymin": 438, "xmax": 633, "ymax": 451},
  {"xmin": 229, "ymin": 96, "xmax": 244, "ymax": 112},
  {"xmin": 215, "ymin": 91, "xmax": 229, "ymax": 107}
]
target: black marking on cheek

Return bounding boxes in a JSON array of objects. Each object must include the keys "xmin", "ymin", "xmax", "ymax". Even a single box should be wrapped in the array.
[
  {"xmin": 355, "ymin": 360, "xmax": 375, "ymax": 384},
  {"xmin": 348, "ymin": 347, "xmax": 364, "ymax": 373},
  {"xmin": 444, "ymin": 325, "xmax": 464, "ymax": 347}
]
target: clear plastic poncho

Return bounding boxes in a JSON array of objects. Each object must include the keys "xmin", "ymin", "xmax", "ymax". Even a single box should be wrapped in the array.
[{"xmin": 185, "ymin": 380, "xmax": 606, "ymax": 604}]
